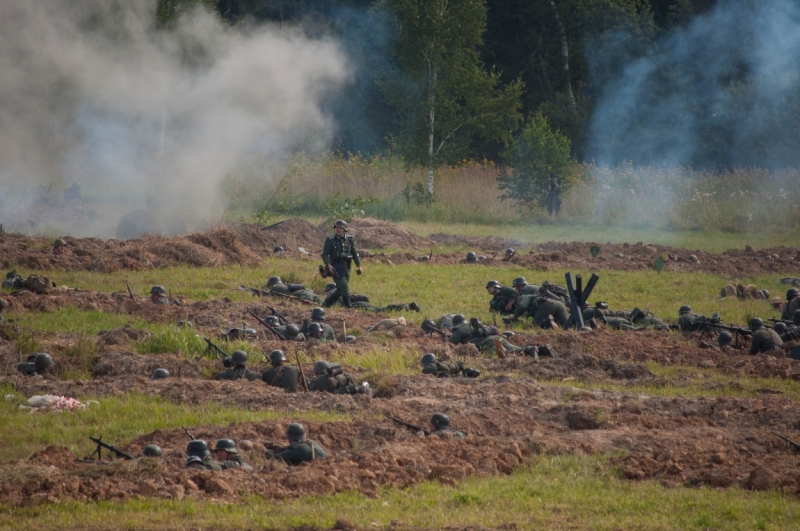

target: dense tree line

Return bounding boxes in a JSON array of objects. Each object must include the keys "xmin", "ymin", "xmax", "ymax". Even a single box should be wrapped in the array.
[{"xmin": 154, "ymin": 0, "xmax": 800, "ymax": 175}]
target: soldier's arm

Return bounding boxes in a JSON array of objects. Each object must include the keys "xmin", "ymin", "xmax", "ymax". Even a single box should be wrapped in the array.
[
  {"xmin": 349, "ymin": 236, "xmax": 362, "ymax": 268},
  {"xmin": 748, "ymin": 335, "xmax": 760, "ymax": 355},
  {"xmin": 321, "ymin": 238, "xmax": 332, "ymax": 266}
]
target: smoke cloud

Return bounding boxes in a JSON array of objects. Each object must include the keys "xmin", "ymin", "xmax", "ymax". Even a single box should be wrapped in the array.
[
  {"xmin": 588, "ymin": 0, "xmax": 800, "ymax": 169},
  {"xmin": 0, "ymin": 0, "xmax": 350, "ymax": 236}
]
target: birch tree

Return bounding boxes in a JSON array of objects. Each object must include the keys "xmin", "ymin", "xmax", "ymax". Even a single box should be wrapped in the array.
[{"xmin": 384, "ymin": 0, "xmax": 522, "ymax": 196}]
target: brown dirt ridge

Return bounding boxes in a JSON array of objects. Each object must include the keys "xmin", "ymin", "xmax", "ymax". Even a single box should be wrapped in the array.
[{"xmin": 1, "ymin": 217, "xmax": 797, "ymax": 274}]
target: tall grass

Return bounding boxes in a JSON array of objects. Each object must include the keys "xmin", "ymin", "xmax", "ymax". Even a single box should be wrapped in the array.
[{"xmin": 226, "ymin": 152, "xmax": 800, "ymax": 232}]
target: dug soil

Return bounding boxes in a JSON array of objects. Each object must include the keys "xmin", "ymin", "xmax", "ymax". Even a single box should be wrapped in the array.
[
  {"xmin": 1, "ymin": 217, "xmax": 797, "ymax": 276},
  {"xmin": 3, "ymin": 291, "xmax": 800, "ymax": 505}
]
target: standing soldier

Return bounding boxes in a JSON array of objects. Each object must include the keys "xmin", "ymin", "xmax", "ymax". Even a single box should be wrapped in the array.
[
  {"xmin": 545, "ymin": 173, "xmax": 562, "ymax": 216},
  {"xmin": 321, "ymin": 220, "xmax": 363, "ymax": 308}
]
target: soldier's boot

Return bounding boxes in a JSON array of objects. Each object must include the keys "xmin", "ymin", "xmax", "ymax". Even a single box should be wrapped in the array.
[
  {"xmin": 386, "ymin": 304, "xmax": 406, "ymax": 312},
  {"xmin": 350, "ymin": 294, "xmax": 370, "ymax": 303},
  {"xmin": 462, "ymin": 368, "xmax": 481, "ymax": 378},
  {"xmin": 493, "ymin": 338, "xmax": 506, "ymax": 359},
  {"xmin": 538, "ymin": 344, "xmax": 558, "ymax": 359},
  {"xmin": 408, "ymin": 302, "xmax": 420, "ymax": 312},
  {"xmin": 523, "ymin": 346, "xmax": 539, "ymax": 360},
  {"xmin": 322, "ymin": 292, "xmax": 340, "ymax": 308},
  {"xmin": 342, "ymin": 294, "xmax": 353, "ymax": 308}
]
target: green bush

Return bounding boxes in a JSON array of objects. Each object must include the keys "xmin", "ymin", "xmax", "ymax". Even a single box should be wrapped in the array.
[{"xmin": 498, "ymin": 114, "xmax": 573, "ymax": 211}]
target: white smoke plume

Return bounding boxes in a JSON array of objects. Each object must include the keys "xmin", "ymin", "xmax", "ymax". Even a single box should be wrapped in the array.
[{"xmin": 0, "ymin": 0, "xmax": 350, "ymax": 236}]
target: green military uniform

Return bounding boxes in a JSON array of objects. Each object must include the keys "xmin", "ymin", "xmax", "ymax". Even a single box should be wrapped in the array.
[
  {"xmin": 267, "ymin": 440, "xmax": 328, "ymax": 465},
  {"xmin": 422, "ymin": 361, "xmax": 466, "ymax": 377},
  {"xmin": 749, "ymin": 328, "xmax": 783, "ymax": 355},
  {"xmin": 677, "ymin": 312, "xmax": 703, "ymax": 331},
  {"xmin": 447, "ymin": 322, "xmax": 522, "ymax": 355},
  {"xmin": 300, "ymin": 320, "xmax": 336, "ymax": 342},
  {"xmin": 428, "ymin": 428, "xmax": 465, "ymax": 439},
  {"xmin": 270, "ymin": 282, "xmax": 323, "ymax": 305},
  {"xmin": 309, "ymin": 371, "xmax": 357, "ymax": 393},
  {"xmin": 520, "ymin": 284, "xmax": 540, "ymax": 296},
  {"xmin": 489, "ymin": 286, "xmax": 518, "ymax": 313},
  {"xmin": 273, "ymin": 325, "xmax": 307, "ymax": 342},
  {"xmin": 783, "ymin": 297, "xmax": 800, "ymax": 321},
  {"xmin": 213, "ymin": 365, "xmax": 261, "ymax": 381},
  {"xmin": 218, "ymin": 455, "xmax": 253, "ymax": 472},
  {"xmin": 530, "ymin": 298, "xmax": 570, "ymax": 328},
  {"xmin": 152, "ymin": 295, "xmax": 168, "ymax": 305},
  {"xmin": 201, "ymin": 456, "xmax": 223, "ymax": 471},
  {"xmin": 262, "ymin": 365, "xmax": 303, "ymax": 392},
  {"xmin": 321, "ymin": 226, "xmax": 361, "ymax": 307}
]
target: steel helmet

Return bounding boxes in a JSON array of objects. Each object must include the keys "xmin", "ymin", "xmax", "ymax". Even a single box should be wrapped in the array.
[
  {"xmin": 311, "ymin": 307, "xmax": 326, "ymax": 320},
  {"xmin": 451, "ymin": 314, "xmax": 466, "ymax": 326},
  {"xmin": 325, "ymin": 283, "xmax": 337, "ymax": 292},
  {"xmin": 273, "ymin": 246, "xmax": 284, "ymax": 253},
  {"xmin": 420, "ymin": 353, "xmax": 437, "ymax": 366},
  {"xmin": 284, "ymin": 324, "xmax": 301, "ymax": 337},
  {"xmin": 333, "ymin": 220, "xmax": 349, "ymax": 231},
  {"xmin": 34, "ymin": 353, "xmax": 54, "ymax": 369},
  {"xmin": 307, "ymin": 322, "xmax": 323, "ymax": 336},
  {"xmin": 267, "ymin": 276, "xmax": 282, "ymax": 286},
  {"xmin": 269, "ymin": 349, "xmax": 287, "ymax": 363},
  {"xmin": 750, "ymin": 318, "xmax": 764, "ymax": 329},
  {"xmin": 143, "ymin": 444, "xmax": 162, "ymax": 457},
  {"xmin": 465, "ymin": 252, "xmax": 477, "ymax": 263},
  {"xmin": 718, "ymin": 331, "xmax": 733, "ymax": 346},
  {"xmin": 214, "ymin": 438, "xmax": 238, "ymax": 454},
  {"xmin": 486, "ymin": 280, "xmax": 501, "ymax": 289},
  {"xmin": 787, "ymin": 288, "xmax": 799, "ymax": 300},
  {"xmin": 230, "ymin": 350, "xmax": 248, "ymax": 365},
  {"xmin": 430, "ymin": 412, "xmax": 450, "ymax": 429},
  {"xmin": 678, "ymin": 305, "xmax": 692, "ymax": 315},
  {"xmin": 186, "ymin": 440, "xmax": 210, "ymax": 457},
  {"xmin": 512, "ymin": 277, "xmax": 527, "ymax": 287},
  {"xmin": 505, "ymin": 248, "xmax": 515, "ymax": 256},
  {"xmin": 313, "ymin": 360, "xmax": 329, "ymax": 374},
  {"xmin": 286, "ymin": 423, "xmax": 306, "ymax": 441},
  {"xmin": 151, "ymin": 368, "xmax": 170, "ymax": 380},
  {"xmin": 150, "ymin": 285, "xmax": 166, "ymax": 296},
  {"xmin": 264, "ymin": 315, "xmax": 280, "ymax": 326},
  {"xmin": 53, "ymin": 238, "xmax": 66, "ymax": 248}
]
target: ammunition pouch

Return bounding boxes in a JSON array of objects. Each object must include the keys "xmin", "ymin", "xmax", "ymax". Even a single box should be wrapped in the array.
[
  {"xmin": 328, "ymin": 372, "xmax": 355, "ymax": 391},
  {"xmin": 287, "ymin": 284, "xmax": 306, "ymax": 293},
  {"xmin": 326, "ymin": 364, "xmax": 343, "ymax": 377}
]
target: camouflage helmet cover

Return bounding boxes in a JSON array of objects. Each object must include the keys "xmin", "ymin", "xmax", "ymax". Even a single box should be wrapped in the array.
[
  {"xmin": 34, "ymin": 353, "xmax": 54, "ymax": 369},
  {"xmin": 143, "ymin": 444, "xmax": 162, "ymax": 457},
  {"xmin": 230, "ymin": 350, "xmax": 248, "ymax": 365},
  {"xmin": 269, "ymin": 349, "xmax": 287, "ymax": 363},
  {"xmin": 286, "ymin": 423, "xmax": 306, "ymax": 440},
  {"xmin": 420, "ymin": 352, "xmax": 437, "ymax": 366},
  {"xmin": 431, "ymin": 412, "xmax": 450, "ymax": 429},
  {"xmin": 214, "ymin": 438, "xmax": 238, "ymax": 453}
]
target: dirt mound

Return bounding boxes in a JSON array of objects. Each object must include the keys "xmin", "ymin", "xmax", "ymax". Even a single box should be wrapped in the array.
[
  {"xmin": 344, "ymin": 218, "xmax": 433, "ymax": 250},
  {"xmin": 0, "ymin": 229, "xmax": 261, "ymax": 272},
  {"xmin": 3, "ymin": 200, "xmax": 97, "ymax": 236},
  {"xmin": 228, "ymin": 218, "xmax": 322, "ymax": 257}
]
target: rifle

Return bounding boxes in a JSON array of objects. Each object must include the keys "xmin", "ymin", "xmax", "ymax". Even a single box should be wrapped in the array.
[
  {"xmin": 264, "ymin": 305, "xmax": 290, "ymax": 326},
  {"xmin": 699, "ymin": 321, "xmax": 751, "ymax": 348},
  {"xmin": 88, "ymin": 436, "xmax": 134, "ymax": 460},
  {"xmin": 768, "ymin": 318, "xmax": 794, "ymax": 326},
  {"xmin": 248, "ymin": 309, "xmax": 288, "ymax": 340},
  {"xmin": 421, "ymin": 320, "xmax": 447, "ymax": 342},
  {"xmin": 264, "ymin": 441, "xmax": 289, "ymax": 453},
  {"xmin": 388, "ymin": 416, "xmax": 430, "ymax": 436},
  {"xmin": 296, "ymin": 351, "xmax": 309, "ymax": 392},
  {"xmin": 771, "ymin": 431, "xmax": 800, "ymax": 452},
  {"xmin": 125, "ymin": 280, "xmax": 135, "ymax": 300},
  {"xmin": 241, "ymin": 286, "xmax": 314, "ymax": 305},
  {"xmin": 182, "ymin": 426, "xmax": 196, "ymax": 440},
  {"xmin": 201, "ymin": 337, "xmax": 232, "ymax": 367}
]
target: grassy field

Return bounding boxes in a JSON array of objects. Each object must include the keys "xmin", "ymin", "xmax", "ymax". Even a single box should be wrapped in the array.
[
  {"xmin": 3, "ymin": 232, "xmax": 800, "ymax": 529},
  {"xmin": 2, "ymin": 455, "xmax": 798, "ymax": 531}
]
